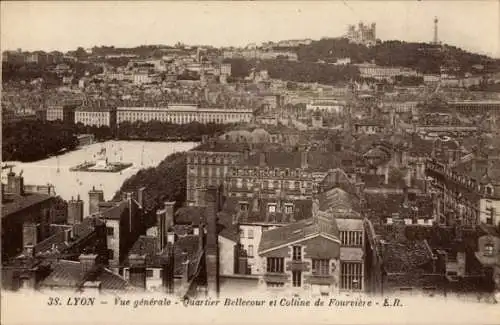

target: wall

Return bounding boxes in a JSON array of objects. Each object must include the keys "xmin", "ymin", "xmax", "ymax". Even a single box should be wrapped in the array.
[
  {"xmin": 239, "ymin": 224, "xmax": 268, "ymax": 274},
  {"xmin": 106, "ymin": 219, "xmax": 120, "ymax": 267},
  {"xmin": 259, "ymin": 236, "xmax": 342, "ymax": 295},
  {"xmin": 219, "ymin": 236, "xmax": 236, "ymax": 276},
  {"xmin": 479, "ymin": 198, "xmax": 500, "ymax": 227}
]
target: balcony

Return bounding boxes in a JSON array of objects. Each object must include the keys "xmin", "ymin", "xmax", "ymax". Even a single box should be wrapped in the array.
[
  {"xmin": 263, "ymin": 273, "xmax": 288, "ymax": 283},
  {"xmin": 287, "ymin": 260, "xmax": 308, "ymax": 272},
  {"xmin": 308, "ymin": 274, "xmax": 334, "ymax": 286}
]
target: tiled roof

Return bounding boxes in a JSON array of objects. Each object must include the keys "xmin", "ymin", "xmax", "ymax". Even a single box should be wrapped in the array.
[
  {"xmin": 242, "ymin": 151, "xmax": 303, "ymax": 168},
  {"xmin": 194, "ymin": 142, "xmax": 249, "ymax": 153},
  {"xmin": 225, "ymin": 197, "xmax": 313, "ymax": 224},
  {"xmin": 217, "ymin": 211, "xmax": 239, "ymax": 242},
  {"xmin": 172, "ymin": 235, "xmax": 203, "ymax": 277},
  {"xmin": 32, "ymin": 217, "xmax": 103, "ymax": 257},
  {"xmin": 258, "ymin": 216, "xmax": 339, "ymax": 253},
  {"xmin": 317, "ymin": 187, "xmax": 361, "ymax": 214},
  {"xmin": 2, "ymin": 193, "xmax": 53, "ymax": 218},
  {"xmin": 40, "ymin": 260, "xmax": 130, "ymax": 292},
  {"xmin": 175, "ymin": 206, "xmax": 206, "ymax": 225},
  {"xmin": 99, "ymin": 201, "xmax": 129, "ymax": 220},
  {"xmin": 382, "ymin": 240, "xmax": 434, "ymax": 273},
  {"xmin": 128, "ymin": 236, "xmax": 159, "ymax": 265},
  {"xmin": 307, "ymin": 150, "xmax": 365, "ymax": 172}
]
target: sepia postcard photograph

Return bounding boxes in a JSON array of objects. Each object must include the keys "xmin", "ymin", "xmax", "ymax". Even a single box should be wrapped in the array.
[{"xmin": 1, "ymin": 1, "xmax": 500, "ymax": 324}]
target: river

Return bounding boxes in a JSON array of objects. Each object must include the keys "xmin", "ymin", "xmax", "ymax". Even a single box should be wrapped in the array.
[{"xmin": 2, "ymin": 140, "xmax": 198, "ymax": 216}]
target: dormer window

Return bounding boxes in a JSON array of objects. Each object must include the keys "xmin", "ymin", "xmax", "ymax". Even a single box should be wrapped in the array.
[{"xmin": 484, "ymin": 244, "xmax": 494, "ymax": 257}]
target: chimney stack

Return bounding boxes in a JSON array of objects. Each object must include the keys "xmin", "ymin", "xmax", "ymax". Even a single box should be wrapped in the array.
[
  {"xmin": 79, "ymin": 253, "xmax": 98, "ymax": 274},
  {"xmin": 162, "ymin": 245, "xmax": 175, "ymax": 294},
  {"xmin": 301, "ymin": 150, "xmax": 308, "ymax": 169},
  {"xmin": 156, "ymin": 209, "xmax": 166, "ymax": 252},
  {"xmin": 259, "ymin": 152, "xmax": 267, "ymax": 167},
  {"xmin": 67, "ymin": 195, "xmax": 84, "ymax": 225},
  {"xmin": 137, "ymin": 187, "xmax": 146, "ymax": 208},
  {"xmin": 384, "ymin": 166, "xmax": 389, "ymax": 185},
  {"xmin": 205, "ymin": 186, "xmax": 220, "ymax": 297},
  {"xmin": 181, "ymin": 252, "xmax": 190, "ymax": 285},
  {"xmin": 128, "ymin": 254, "xmax": 147, "ymax": 290},
  {"xmin": 7, "ymin": 170, "xmax": 24, "ymax": 196},
  {"xmin": 164, "ymin": 202, "xmax": 175, "ymax": 231},
  {"xmin": 89, "ymin": 187, "xmax": 104, "ymax": 215},
  {"xmin": 22, "ymin": 223, "xmax": 39, "ymax": 248},
  {"xmin": 198, "ymin": 213, "xmax": 205, "ymax": 250}
]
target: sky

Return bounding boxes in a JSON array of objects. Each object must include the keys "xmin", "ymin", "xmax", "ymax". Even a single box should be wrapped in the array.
[{"xmin": 1, "ymin": 1, "xmax": 499, "ymax": 58}]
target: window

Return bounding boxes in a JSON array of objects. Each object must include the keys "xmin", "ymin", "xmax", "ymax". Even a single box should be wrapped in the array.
[
  {"xmin": 484, "ymin": 244, "xmax": 494, "ymax": 257},
  {"xmin": 292, "ymin": 246, "xmax": 302, "ymax": 261},
  {"xmin": 312, "ymin": 259, "xmax": 330, "ymax": 276},
  {"xmin": 247, "ymin": 229, "xmax": 254, "ymax": 239},
  {"xmin": 267, "ymin": 257, "xmax": 284, "ymax": 273},
  {"xmin": 146, "ymin": 269, "xmax": 154, "ymax": 278},
  {"xmin": 341, "ymin": 262, "xmax": 363, "ymax": 290},
  {"xmin": 292, "ymin": 271, "xmax": 302, "ymax": 287},
  {"xmin": 239, "ymin": 202, "xmax": 249, "ymax": 212},
  {"xmin": 248, "ymin": 245, "xmax": 254, "ymax": 257},
  {"xmin": 340, "ymin": 231, "xmax": 363, "ymax": 247},
  {"xmin": 267, "ymin": 282, "xmax": 284, "ymax": 288},
  {"xmin": 268, "ymin": 204, "xmax": 277, "ymax": 213},
  {"xmin": 108, "ymin": 249, "xmax": 114, "ymax": 260},
  {"xmin": 106, "ymin": 227, "xmax": 115, "ymax": 237},
  {"xmin": 285, "ymin": 204, "xmax": 294, "ymax": 214}
]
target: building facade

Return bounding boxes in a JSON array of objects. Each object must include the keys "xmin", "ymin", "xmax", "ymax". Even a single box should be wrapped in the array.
[
  {"xmin": 75, "ymin": 106, "xmax": 117, "ymax": 128},
  {"xmin": 117, "ymin": 105, "xmax": 253, "ymax": 125}
]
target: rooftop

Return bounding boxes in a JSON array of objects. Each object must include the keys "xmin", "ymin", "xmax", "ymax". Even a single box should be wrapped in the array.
[
  {"xmin": 2, "ymin": 192, "xmax": 53, "ymax": 219},
  {"xmin": 258, "ymin": 216, "xmax": 340, "ymax": 254},
  {"xmin": 40, "ymin": 260, "xmax": 131, "ymax": 292}
]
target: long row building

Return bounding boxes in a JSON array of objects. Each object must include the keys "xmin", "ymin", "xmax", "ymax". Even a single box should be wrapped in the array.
[{"xmin": 45, "ymin": 103, "xmax": 254, "ymax": 127}]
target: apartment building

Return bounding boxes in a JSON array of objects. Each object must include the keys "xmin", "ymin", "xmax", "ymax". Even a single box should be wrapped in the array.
[
  {"xmin": 75, "ymin": 106, "xmax": 117, "ymax": 128},
  {"xmin": 117, "ymin": 105, "xmax": 253, "ymax": 125}
]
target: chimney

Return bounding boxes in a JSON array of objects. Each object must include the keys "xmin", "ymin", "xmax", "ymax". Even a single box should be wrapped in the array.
[
  {"xmin": 22, "ymin": 223, "xmax": 39, "ymax": 247},
  {"xmin": 64, "ymin": 228, "xmax": 73, "ymax": 242},
  {"xmin": 392, "ymin": 213, "xmax": 406, "ymax": 242},
  {"xmin": 162, "ymin": 245, "xmax": 175, "ymax": 294},
  {"xmin": 67, "ymin": 195, "xmax": 84, "ymax": 225},
  {"xmin": 259, "ymin": 152, "xmax": 267, "ymax": 167},
  {"xmin": 384, "ymin": 166, "xmax": 389, "ymax": 185},
  {"xmin": 156, "ymin": 208, "xmax": 167, "ymax": 252},
  {"xmin": 82, "ymin": 281, "xmax": 102, "ymax": 294},
  {"xmin": 198, "ymin": 213, "xmax": 205, "ymax": 250},
  {"xmin": 23, "ymin": 244, "xmax": 35, "ymax": 258},
  {"xmin": 205, "ymin": 186, "xmax": 220, "ymax": 297},
  {"xmin": 7, "ymin": 171, "xmax": 24, "ymax": 196},
  {"xmin": 128, "ymin": 254, "xmax": 147, "ymax": 290},
  {"xmin": 181, "ymin": 252, "xmax": 190, "ymax": 285},
  {"xmin": 89, "ymin": 186, "xmax": 104, "ymax": 215},
  {"xmin": 79, "ymin": 253, "xmax": 98, "ymax": 274},
  {"xmin": 301, "ymin": 151, "xmax": 308, "ymax": 169},
  {"xmin": 403, "ymin": 187, "xmax": 409, "ymax": 206},
  {"xmin": 137, "ymin": 187, "xmax": 146, "ymax": 208},
  {"xmin": 164, "ymin": 201, "xmax": 175, "ymax": 231},
  {"xmin": 355, "ymin": 182, "xmax": 366, "ymax": 197}
]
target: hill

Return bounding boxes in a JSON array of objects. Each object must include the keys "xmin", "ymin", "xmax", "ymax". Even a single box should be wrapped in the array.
[{"xmin": 294, "ymin": 38, "xmax": 500, "ymax": 75}]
